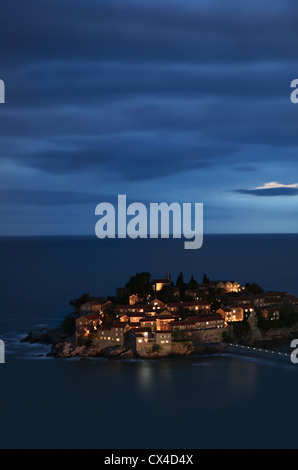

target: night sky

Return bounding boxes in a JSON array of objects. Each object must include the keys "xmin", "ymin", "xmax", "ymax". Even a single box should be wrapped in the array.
[{"xmin": 1, "ymin": 0, "xmax": 298, "ymax": 235}]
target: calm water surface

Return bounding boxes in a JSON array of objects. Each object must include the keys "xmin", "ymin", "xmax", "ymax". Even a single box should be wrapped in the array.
[{"xmin": 0, "ymin": 235, "xmax": 298, "ymax": 448}]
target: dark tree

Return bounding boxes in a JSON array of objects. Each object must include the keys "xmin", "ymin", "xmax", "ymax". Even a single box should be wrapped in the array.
[
  {"xmin": 125, "ymin": 272, "xmax": 153, "ymax": 297},
  {"xmin": 176, "ymin": 272, "xmax": 184, "ymax": 289},
  {"xmin": 177, "ymin": 305, "xmax": 189, "ymax": 321},
  {"xmin": 187, "ymin": 274, "xmax": 198, "ymax": 289},
  {"xmin": 69, "ymin": 293, "xmax": 92, "ymax": 312},
  {"xmin": 245, "ymin": 282, "xmax": 264, "ymax": 295},
  {"xmin": 202, "ymin": 273, "xmax": 210, "ymax": 284},
  {"xmin": 156, "ymin": 284, "xmax": 179, "ymax": 303}
]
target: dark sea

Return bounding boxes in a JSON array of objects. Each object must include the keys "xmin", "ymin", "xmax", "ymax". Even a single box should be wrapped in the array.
[{"xmin": 0, "ymin": 234, "xmax": 298, "ymax": 449}]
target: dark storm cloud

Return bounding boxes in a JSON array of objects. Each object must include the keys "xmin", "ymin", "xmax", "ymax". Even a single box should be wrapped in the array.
[
  {"xmin": 17, "ymin": 142, "xmax": 239, "ymax": 179},
  {"xmin": 1, "ymin": 0, "xmax": 298, "ymax": 66},
  {"xmin": 0, "ymin": 189, "xmax": 153, "ymax": 206},
  {"xmin": 0, "ymin": 189, "xmax": 100, "ymax": 205},
  {"xmin": 3, "ymin": 62, "xmax": 293, "ymax": 110},
  {"xmin": 234, "ymin": 188, "xmax": 298, "ymax": 196},
  {"xmin": 0, "ymin": 0, "xmax": 297, "ymax": 180},
  {"xmin": 1, "ymin": 0, "xmax": 298, "ymax": 234}
]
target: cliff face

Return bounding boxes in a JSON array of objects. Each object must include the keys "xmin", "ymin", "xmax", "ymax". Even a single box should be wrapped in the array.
[
  {"xmin": 46, "ymin": 340, "xmax": 193, "ymax": 359},
  {"xmin": 259, "ymin": 325, "xmax": 298, "ymax": 341},
  {"xmin": 47, "ymin": 341, "xmax": 101, "ymax": 358}
]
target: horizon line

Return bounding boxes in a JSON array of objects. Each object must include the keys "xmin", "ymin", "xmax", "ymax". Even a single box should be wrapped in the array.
[{"xmin": 0, "ymin": 232, "xmax": 297, "ymax": 238}]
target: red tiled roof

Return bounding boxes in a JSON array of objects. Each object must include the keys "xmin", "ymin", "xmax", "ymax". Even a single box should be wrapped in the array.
[
  {"xmin": 131, "ymin": 327, "xmax": 151, "ymax": 333},
  {"xmin": 171, "ymin": 320, "xmax": 194, "ymax": 326},
  {"xmin": 125, "ymin": 312, "xmax": 147, "ymax": 318},
  {"xmin": 156, "ymin": 315, "xmax": 175, "ymax": 320},
  {"xmin": 141, "ymin": 317, "xmax": 157, "ymax": 323},
  {"xmin": 81, "ymin": 313, "xmax": 100, "ymax": 320},
  {"xmin": 186, "ymin": 314, "xmax": 224, "ymax": 323},
  {"xmin": 111, "ymin": 322, "xmax": 128, "ymax": 329}
]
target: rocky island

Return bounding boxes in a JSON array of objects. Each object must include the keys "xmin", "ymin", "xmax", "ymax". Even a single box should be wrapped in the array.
[{"xmin": 21, "ymin": 272, "xmax": 298, "ymax": 359}]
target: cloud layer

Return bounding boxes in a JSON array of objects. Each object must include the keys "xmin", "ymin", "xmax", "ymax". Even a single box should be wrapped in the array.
[{"xmin": 0, "ymin": 0, "xmax": 298, "ymax": 234}]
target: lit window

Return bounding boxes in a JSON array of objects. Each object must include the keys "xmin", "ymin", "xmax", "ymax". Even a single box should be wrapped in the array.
[{"xmin": 138, "ymin": 339, "xmax": 142, "ymax": 343}]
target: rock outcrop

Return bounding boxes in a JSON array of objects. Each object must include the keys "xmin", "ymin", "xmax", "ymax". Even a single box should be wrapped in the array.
[
  {"xmin": 21, "ymin": 327, "xmax": 69, "ymax": 345},
  {"xmin": 46, "ymin": 340, "xmax": 137, "ymax": 359}
]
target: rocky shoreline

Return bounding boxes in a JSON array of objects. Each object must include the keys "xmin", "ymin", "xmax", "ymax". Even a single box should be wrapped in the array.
[
  {"xmin": 20, "ymin": 326, "xmax": 226, "ymax": 359},
  {"xmin": 20, "ymin": 322, "xmax": 298, "ymax": 360},
  {"xmin": 49, "ymin": 339, "xmax": 226, "ymax": 359}
]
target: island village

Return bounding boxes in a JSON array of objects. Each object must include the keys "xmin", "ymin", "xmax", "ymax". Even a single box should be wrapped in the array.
[{"xmin": 57, "ymin": 271, "xmax": 298, "ymax": 359}]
